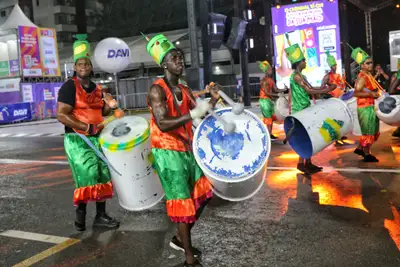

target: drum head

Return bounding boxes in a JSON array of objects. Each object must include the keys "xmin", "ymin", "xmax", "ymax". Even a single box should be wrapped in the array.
[
  {"xmin": 100, "ymin": 116, "xmax": 149, "ymax": 151},
  {"xmin": 193, "ymin": 108, "xmax": 270, "ymax": 183}
]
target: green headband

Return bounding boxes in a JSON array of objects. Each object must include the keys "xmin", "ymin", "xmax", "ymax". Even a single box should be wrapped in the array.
[
  {"xmin": 258, "ymin": 61, "xmax": 271, "ymax": 72},
  {"xmin": 284, "ymin": 33, "xmax": 305, "ymax": 64},
  {"xmin": 325, "ymin": 50, "xmax": 336, "ymax": 67},
  {"xmin": 73, "ymin": 34, "xmax": 91, "ymax": 63},
  {"xmin": 145, "ymin": 33, "xmax": 176, "ymax": 65},
  {"xmin": 348, "ymin": 44, "xmax": 370, "ymax": 65}
]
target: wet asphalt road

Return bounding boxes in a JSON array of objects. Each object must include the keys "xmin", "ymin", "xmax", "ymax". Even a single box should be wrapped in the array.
[{"xmin": 0, "ymin": 125, "xmax": 399, "ymax": 267}]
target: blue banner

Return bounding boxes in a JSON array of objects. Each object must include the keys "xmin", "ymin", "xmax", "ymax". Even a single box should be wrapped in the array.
[{"xmin": 0, "ymin": 102, "xmax": 32, "ymax": 124}]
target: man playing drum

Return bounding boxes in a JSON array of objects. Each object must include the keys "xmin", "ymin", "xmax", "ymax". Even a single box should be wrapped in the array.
[
  {"xmin": 145, "ymin": 34, "xmax": 220, "ymax": 267},
  {"xmin": 321, "ymin": 50, "xmax": 348, "ymax": 144},
  {"xmin": 57, "ymin": 34, "xmax": 120, "ymax": 231},
  {"xmin": 285, "ymin": 38, "xmax": 336, "ymax": 173},
  {"xmin": 352, "ymin": 47, "xmax": 380, "ymax": 162},
  {"xmin": 259, "ymin": 60, "xmax": 278, "ymax": 140}
]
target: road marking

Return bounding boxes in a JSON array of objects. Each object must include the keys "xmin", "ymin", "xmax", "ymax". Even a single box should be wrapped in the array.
[
  {"xmin": 0, "ymin": 133, "xmax": 11, "ymax": 137},
  {"xmin": 13, "ymin": 238, "xmax": 80, "ymax": 267},
  {"xmin": 0, "ymin": 159, "xmax": 69, "ymax": 165},
  {"xmin": 29, "ymin": 133, "xmax": 43, "ymax": 137},
  {"xmin": 46, "ymin": 133, "xmax": 62, "ymax": 137},
  {"xmin": 0, "ymin": 230, "xmax": 70, "ymax": 244},
  {"xmin": 14, "ymin": 133, "xmax": 28, "ymax": 137}
]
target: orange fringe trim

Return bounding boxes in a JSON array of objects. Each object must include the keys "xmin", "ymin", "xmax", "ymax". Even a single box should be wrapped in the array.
[
  {"xmin": 166, "ymin": 176, "xmax": 213, "ymax": 223},
  {"xmin": 359, "ymin": 133, "xmax": 380, "ymax": 147},
  {"xmin": 73, "ymin": 181, "xmax": 113, "ymax": 206}
]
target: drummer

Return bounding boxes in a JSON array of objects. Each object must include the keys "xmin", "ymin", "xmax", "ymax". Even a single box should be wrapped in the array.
[
  {"xmin": 259, "ymin": 60, "xmax": 278, "ymax": 140},
  {"xmin": 56, "ymin": 34, "xmax": 120, "ymax": 231},
  {"xmin": 351, "ymin": 47, "xmax": 380, "ymax": 162},
  {"xmin": 145, "ymin": 34, "xmax": 219, "ymax": 267},
  {"xmin": 321, "ymin": 50, "xmax": 348, "ymax": 144},
  {"xmin": 285, "ymin": 40, "xmax": 336, "ymax": 173}
]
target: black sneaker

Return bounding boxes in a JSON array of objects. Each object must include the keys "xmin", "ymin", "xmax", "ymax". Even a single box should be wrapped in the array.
[
  {"xmin": 270, "ymin": 134, "xmax": 278, "ymax": 140},
  {"xmin": 364, "ymin": 154, "xmax": 379, "ymax": 162},
  {"xmin": 169, "ymin": 236, "xmax": 202, "ymax": 258},
  {"xmin": 354, "ymin": 148, "xmax": 365, "ymax": 157},
  {"xmin": 93, "ymin": 212, "xmax": 120, "ymax": 229},
  {"xmin": 305, "ymin": 163, "xmax": 323, "ymax": 173},
  {"xmin": 297, "ymin": 163, "xmax": 308, "ymax": 173}
]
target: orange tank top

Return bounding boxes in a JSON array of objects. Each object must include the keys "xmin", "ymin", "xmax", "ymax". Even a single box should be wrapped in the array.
[
  {"xmin": 260, "ymin": 77, "xmax": 274, "ymax": 99},
  {"xmin": 149, "ymin": 78, "xmax": 193, "ymax": 152},
  {"xmin": 72, "ymin": 77, "xmax": 104, "ymax": 134},
  {"xmin": 356, "ymin": 71, "xmax": 376, "ymax": 108},
  {"xmin": 328, "ymin": 72, "xmax": 345, "ymax": 98}
]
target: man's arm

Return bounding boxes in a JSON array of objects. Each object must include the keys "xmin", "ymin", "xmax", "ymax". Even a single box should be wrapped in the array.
[
  {"xmin": 56, "ymin": 102, "xmax": 89, "ymax": 132},
  {"xmin": 320, "ymin": 74, "xmax": 330, "ymax": 88},
  {"xmin": 148, "ymin": 84, "xmax": 192, "ymax": 132},
  {"xmin": 389, "ymin": 74, "xmax": 400, "ymax": 94},
  {"xmin": 294, "ymin": 74, "xmax": 335, "ymax": 95},
  {"xmin": 102, "ymin": 102, "xmax": 112, "ymax": 116}
]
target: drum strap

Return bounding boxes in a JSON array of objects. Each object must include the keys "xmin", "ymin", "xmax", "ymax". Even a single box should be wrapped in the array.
[{"xmin": 163, "ymin": 77, "xmax": 193, "ymax": 151}]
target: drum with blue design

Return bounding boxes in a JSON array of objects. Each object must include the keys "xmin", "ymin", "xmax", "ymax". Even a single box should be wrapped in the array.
[
  {"xmin": 99, "ymin": 116, "xmax": 164, "ymax": 211},
  {"xmin": 193, "ymin": 108, "xmax": 271, "ymax": 201}
]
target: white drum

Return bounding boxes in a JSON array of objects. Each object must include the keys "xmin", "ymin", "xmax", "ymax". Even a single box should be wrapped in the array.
[
  {"xmin": 274, "ymin": 94, "xmax": 290, "ymax": 121},
  {"xmin": 284, "ymin": 98, "xmax": 353, "ymax": 158},
  {"xmin": 375, "ymin": 95, "xmax": 400, "ymax": 127},
  {"xmin": 193, "ymin": 108, "xmax": 271, "ymax": 201},
  {"xmin": 99, "ymin": 116, "xmax": 164, "ymax": 211},
  {"xmin": 340, "ymin": 90, "xmax": 361, "ymax": 136}
]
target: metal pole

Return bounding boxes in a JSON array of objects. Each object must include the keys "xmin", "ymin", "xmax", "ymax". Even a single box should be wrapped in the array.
[
  {"xmin": 200, "ymin": 0, "xmax": 212, "ymax": 86},
  {"xmin": 339, "ymin": 0, "xmax": 352, "ymax": 83},
  {"xmin": 263, "ymin": 0, "xmax": 274, "ymax": 62},
  {"xmin": 364, "ymin": 11, "xmax": 373, "ymax": 57},
  {"xmin": 114, "ymin": 72, "xmax": 119, "ymax": 105},
  {"xmin": 234, "ymin": 0, "xmax": 251, "ymax": 107},
  {"xmin": 187, "ymin": 0, "xmax": 200, "ymax": 69},
  {"xmin": 186, "ymin": 0, "xmax": 201, "ymax": 90}
]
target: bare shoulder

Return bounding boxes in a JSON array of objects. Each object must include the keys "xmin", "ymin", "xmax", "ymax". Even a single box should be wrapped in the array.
[{"xmin": 148, "ymin": 84, "xmax": 166, "ymax": 104}]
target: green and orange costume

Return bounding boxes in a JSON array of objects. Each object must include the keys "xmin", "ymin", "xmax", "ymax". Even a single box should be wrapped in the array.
[
  {"xmin": 355, "ymin": 71, "xmax": 380, "ymax": 147},
  {"xmin": 146, "ymin": 34, "xmax": 213, "ymax": 223},
  {"xmin": 351, "ymin": 46, "xmax": 380, "ymax": 147},
  {"xmin": 284, "ymin": 35, "xmax": 309, "ymax": 114},
  {"xmin": 325, "ymin": 51, "xmax": 345, "ymax": 98},
  {"xmin": 258, "ymin": 61, "xmax": 276, "ymax": 126},
  {"xmin": 149, "ymin": 79, "xmax": 213, "ymax": 223},
  {"xmin": 64, "ymin": 35, "xmax": 113, "ymax": 205}
]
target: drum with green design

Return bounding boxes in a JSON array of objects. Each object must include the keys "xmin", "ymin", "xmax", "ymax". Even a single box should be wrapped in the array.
[{"xmin": 99, "ymin": 116, "xmax": 164, "ymax": 211}]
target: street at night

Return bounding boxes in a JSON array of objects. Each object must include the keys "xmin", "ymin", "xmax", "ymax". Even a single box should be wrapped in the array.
[{"xmin": 0, "ymin": 112, "xmax": 399, "ymax": 267}]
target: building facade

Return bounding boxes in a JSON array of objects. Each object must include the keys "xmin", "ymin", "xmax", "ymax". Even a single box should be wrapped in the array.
[
  {"xmin": 0, "ymin": 0, "xmax": 33, "ymax": 25},
  {"xmin": 32, "ymin": 0, "xmax": 99, "ymax": 48}
]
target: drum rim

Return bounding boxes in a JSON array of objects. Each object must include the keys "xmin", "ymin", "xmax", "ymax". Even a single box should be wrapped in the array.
[
  {"xmin": 99, "ymin": 118, "xmax": 150, "ymax": 151},
  {"xmin": 193, "ymin": 107, "xmax": 271, "ymax": 183}
]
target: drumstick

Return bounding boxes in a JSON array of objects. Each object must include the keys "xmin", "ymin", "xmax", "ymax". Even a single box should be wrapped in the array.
[
  {"xmin": 182, "ymin": 87, "xmax": 236, "ymax": 133},
  {"xmin": 100, "ymin": 108, "xmax": 125, "ymax": 127},
  {"xmin": 217, "ymin": 91, "xmax": 245, "ymax": 115}
]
